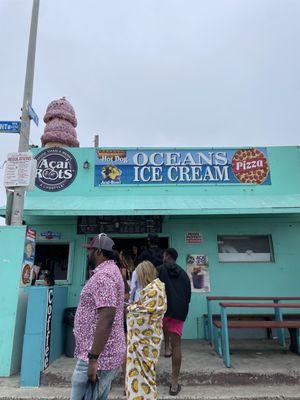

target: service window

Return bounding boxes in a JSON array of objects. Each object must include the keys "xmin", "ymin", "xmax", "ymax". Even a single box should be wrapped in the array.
[
  {"xmin": 35, "ymin": 243, "xmax": 70, "ymax": 281},
  {"xmin": 217, "ymin": 235, "xmax": 274, "ymax": 263}
]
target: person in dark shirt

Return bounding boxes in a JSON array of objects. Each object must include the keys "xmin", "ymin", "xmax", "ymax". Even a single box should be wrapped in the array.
[
  {"xmin": 157, "ymin": 248, "xmax": 191, "ymax": 396},
  {"xmin": 137, "ymin": 233, "xmax": 164, "ymax": 267}
]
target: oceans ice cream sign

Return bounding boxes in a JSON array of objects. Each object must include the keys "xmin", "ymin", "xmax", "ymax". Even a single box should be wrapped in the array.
[
  {"xmin": 35, "ymin": 148, "xmax": 78, "ymax": 191},
  {"xmin": 95, "ymin": 148, "xmax": 271, "ymax": 186}
]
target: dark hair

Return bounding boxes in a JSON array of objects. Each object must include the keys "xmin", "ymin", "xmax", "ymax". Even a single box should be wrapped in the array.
[
  {"xmin": 147, "ymin": 233, "xmax": 159, "ymax": 246},
  {"xmin": 113, "ymin": 250, "xmax": 121, "ymax": 268},
  {"xmin": 165, "ymin": 248, "xmax": 178, "ymax": 261},
  {"xmin": 101, "ymin": 249, "xmax": 115, "ymax": 260}
]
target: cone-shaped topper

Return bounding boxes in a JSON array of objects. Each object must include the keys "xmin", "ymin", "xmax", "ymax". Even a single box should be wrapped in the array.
[{"xmin": 41, "ymin": 97, "xmax": 79, "ymax": 147}]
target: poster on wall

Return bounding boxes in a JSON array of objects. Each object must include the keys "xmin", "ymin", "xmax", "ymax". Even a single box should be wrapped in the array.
[
  {"xmin": 186, "ymin": 254, "xmax": 211, "ymax": 293},
  {"xmin": 21, "ymin": 227, "xmax": 36, "ymax": 286},
  {"xmin": 185, "ymin": 232, "xmax": 203, "ymax": 244},
  {"xmin": 94, "ymin": 148, "xmax": 271, "ymax": 186}
]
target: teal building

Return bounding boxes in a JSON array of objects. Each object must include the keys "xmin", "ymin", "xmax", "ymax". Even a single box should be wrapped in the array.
[{"xmin": 1, "ymin": 145, "xmax": 300, "ymax": 381}]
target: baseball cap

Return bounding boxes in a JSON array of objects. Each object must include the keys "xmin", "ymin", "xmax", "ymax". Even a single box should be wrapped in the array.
[{"xmin": 83, "ymin": 233, "xmax": 115, "ymax": 252}]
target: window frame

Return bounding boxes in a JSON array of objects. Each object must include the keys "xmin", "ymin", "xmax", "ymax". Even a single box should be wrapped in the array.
[
  {"xmin": 35, "ymin": 241, "xmax": 73, "ymax": 284},
  {"xmin": 217, "ymin": 234, "xmax": 275, "ymax": 263}
]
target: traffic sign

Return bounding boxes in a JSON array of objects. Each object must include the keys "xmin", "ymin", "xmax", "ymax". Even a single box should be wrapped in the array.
[
  {"xmin": 27, "ymin": 103, "xmax": 39, "ymax": 126},
  {"xmin": 0, "ymin": 121, "xmax": 21, "ymax": 133}
]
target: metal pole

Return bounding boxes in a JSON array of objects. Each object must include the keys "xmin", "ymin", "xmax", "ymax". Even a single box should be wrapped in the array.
[{"xmin": 10, "ymin": 0, "xmax": 40, "ymax": 226}]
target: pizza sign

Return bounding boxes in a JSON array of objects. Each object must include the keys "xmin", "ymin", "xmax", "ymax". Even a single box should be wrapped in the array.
[{"xmin": 231, "ymin": 149, "xmax": 269, "ymax": 184}]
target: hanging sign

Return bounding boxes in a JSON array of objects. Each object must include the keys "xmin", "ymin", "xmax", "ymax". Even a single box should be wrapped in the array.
[
  {"xmin": 185, "ymin": 232, "xmax": 203, "ymax": 244},
  {"xmin": 35, "ymin": 148, "xmax": 78, "ymax": 192},
  {"xmin": 94, "ymin": 148, "xmax": 271, "ymax": 186}
]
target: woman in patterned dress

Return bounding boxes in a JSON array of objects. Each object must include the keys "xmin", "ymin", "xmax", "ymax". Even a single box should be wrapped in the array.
[{"xmin": 125, "ymin": 261, "xmax": 167, "ymax": 400}]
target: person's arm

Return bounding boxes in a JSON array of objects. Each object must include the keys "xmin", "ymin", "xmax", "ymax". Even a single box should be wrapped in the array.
[
  {"xmin": 88, "ymin": 307, "xmax": 116, "ymax": 381},
  {"xmin": 187, "ymin": 275, "xmax": 192, "ymax": 303},
  {"xmin": 184, "ymin": 271, "xmax": 192, "ymax": 304},
  {"xmin": 129, "ymin": 270, "xmax": 137, "ymax": 304}
]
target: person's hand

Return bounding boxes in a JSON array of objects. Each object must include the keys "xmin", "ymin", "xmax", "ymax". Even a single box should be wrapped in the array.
[{"xmin": 87, "ymin": 360, "xmax": 98, "ymax": 382}]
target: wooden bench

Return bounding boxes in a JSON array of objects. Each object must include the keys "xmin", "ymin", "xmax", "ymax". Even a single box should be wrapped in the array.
[
  {"xmin": 215, "ymin": 302, "xmax": 300, "ymax": 368},
  {"xmin": 202, "ymin": 312, "xmax": 300, "ymax": 340},
  {"xmin": 205, "ymin": 296, "xmax": 300, "ymax": 344}
]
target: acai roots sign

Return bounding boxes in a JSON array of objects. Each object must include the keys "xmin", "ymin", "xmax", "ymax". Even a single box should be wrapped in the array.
[{"xmin": 35, "ymin": 148, "xmax": 78, "ymax": 192}]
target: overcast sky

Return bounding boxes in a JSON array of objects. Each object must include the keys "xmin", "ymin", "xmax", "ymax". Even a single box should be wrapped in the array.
[{"xmin": 0, "ymin": 0, "xmax": 300, "ymax": 208}]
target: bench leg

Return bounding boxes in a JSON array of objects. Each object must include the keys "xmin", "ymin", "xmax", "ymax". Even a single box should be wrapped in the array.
[
  {"xmin": 207, "ymin": 299, "xmax": 213, "ymax": 345},
  {"xmin": 296, "ymin": 329, "xmax": 300, "ymax": 356},
  {"xmin": 274, "ymin": 307, "xmax": 286, "ymax": 347},
  {"xmin": 213, "ymin": 325, "xmax": 222, "ymax": 357},
  {"xmin": 221, "ymin": 307, "xmax": 231, "ymax": 368},
  {"xmin": 203, "ymin": 316, "xmax": 209, "ymax": 341}
]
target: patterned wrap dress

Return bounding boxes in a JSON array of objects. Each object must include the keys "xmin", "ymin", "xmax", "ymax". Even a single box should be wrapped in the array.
[{"xmin": 125, "ymin": 278, "xmax": 167, "ymax": 400}]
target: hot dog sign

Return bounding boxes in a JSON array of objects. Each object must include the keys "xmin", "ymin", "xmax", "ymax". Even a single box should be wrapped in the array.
[{"xmin": 94, "ymin": 148, "xmax": 271, "ymax": 186}]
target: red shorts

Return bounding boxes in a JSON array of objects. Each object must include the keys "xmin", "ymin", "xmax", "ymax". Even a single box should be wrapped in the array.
[{"xmin": 163, "ymin": 317, "xmax": 184, "ymax": 337}]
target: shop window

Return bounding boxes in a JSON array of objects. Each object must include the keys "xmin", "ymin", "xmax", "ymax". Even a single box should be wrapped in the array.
[
  {"xmin": 35, "ymin": 244, "xmax": 70, "ymax": 281},
  {"xmin": 217, "ymin": 235, "xmax": 274, "ymax": 263}
]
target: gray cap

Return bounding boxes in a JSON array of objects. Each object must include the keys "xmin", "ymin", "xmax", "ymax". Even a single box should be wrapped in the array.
[{"xmin": 83, "ymin": 233, "xmax": 115, "ymax": 252}]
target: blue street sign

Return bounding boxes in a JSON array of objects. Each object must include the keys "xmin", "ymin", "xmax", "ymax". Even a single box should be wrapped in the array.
[
  {"xmin": 27, "ymin": 103, "xmax": 39, "ymax": 126},
  {"xmin": 0, "ymin": 121, "xmax": 21, "ymax": 133}
]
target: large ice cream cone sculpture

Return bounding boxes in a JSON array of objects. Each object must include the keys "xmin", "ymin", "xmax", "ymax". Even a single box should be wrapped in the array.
[{"xmin": 41, "ymin": 97, "xmax": 79, "ymax": 147}]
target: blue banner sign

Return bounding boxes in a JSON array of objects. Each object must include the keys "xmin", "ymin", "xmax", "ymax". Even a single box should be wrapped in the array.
[
  {"xmin": 94, "ymin": 148, "xmax": 271, "ymax": 186},
  {"xmin": 0, "ymin": 121, "xmax": 21, "ymax": 133}
]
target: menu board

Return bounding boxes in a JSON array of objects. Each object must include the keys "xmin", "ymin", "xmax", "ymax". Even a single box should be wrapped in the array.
[{"xmin": 77, "ymin": 216, "xmax": 163, "ymax": 235}]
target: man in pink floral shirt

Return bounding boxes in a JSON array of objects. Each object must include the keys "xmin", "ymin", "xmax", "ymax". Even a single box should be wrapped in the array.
[{"xmin": 71, "ymin": 233, "xmax": 125, "ymax": 400}]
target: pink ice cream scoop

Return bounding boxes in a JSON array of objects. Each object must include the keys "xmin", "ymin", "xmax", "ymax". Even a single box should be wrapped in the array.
[
  {"xmin": 41, "ymin": 118, "xmax": 79, "ymax": 147},
  {"xmin": 43, "ymin": 97, "xmax": 77, "ymax": 126},
  {"xmin": 41, "ymin": 97, "xmax": 80, "ymax": 147}
]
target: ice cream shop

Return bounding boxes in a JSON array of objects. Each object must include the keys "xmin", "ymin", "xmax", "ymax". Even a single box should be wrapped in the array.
[{"xmin": 1, "ymin": 98, "xmax": 300, "ymax": 385}]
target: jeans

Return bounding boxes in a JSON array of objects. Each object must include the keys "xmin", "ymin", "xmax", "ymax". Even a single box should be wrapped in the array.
[{"xmin": 70, "ymin": 359, "xmax": 119, "ymax": 400}]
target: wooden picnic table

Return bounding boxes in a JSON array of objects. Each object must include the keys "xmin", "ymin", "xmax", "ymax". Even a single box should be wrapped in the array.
[
  {"xmin": 216, "ymin": 302, "xmax": 300, "ymax": 368},
  {"xmin": 206, "ymin": 296, "xmax": 300, "ymax": 344}
]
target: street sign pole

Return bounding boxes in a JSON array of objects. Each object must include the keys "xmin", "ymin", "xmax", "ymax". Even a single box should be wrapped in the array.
[{"xmin": 9, "ymin": 0, "xmax": 40, "ymax": 226}]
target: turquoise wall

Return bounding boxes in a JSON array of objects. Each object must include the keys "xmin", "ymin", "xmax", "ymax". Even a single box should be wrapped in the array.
[
  {"xmin": 26, "ymin": 214, "xmax": 300, "ymax": 340},
  {"xmin": 0, "ymin": 226, "xmax": 27, "ymax": 376}
]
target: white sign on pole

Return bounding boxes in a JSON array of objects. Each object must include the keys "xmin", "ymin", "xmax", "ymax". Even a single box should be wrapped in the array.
[{"xmin": 4, "ymin": 152, "xmax": 33, "ymax": 187}]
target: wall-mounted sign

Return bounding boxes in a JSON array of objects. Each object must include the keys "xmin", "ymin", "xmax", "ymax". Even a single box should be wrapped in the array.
[
  {"xmin": 185, "ymin": 232, "xmax": 203, "ymax": 244},
  {"xmin": 35, "ymin": 148, "xmax": 77, "ymax": 192},
  {"xmin": 40, "ymin": 231, "xmax": 61, "ymax": 240},
  {"xmin": 44, "ymin": 288, "xmax": 54, "ymax": 370},
  {"xmin": 94, "ymin": 148, "xmax": 271, "ymax": 186},
  {"xmin": 186, "ymin": 254, "xmax": 210, "ymax": 293}
]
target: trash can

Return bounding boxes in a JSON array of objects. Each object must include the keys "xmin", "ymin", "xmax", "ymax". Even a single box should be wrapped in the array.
[{"xmin": 64, "ymin": 307, "xmax": 77, "ymax": 357}]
